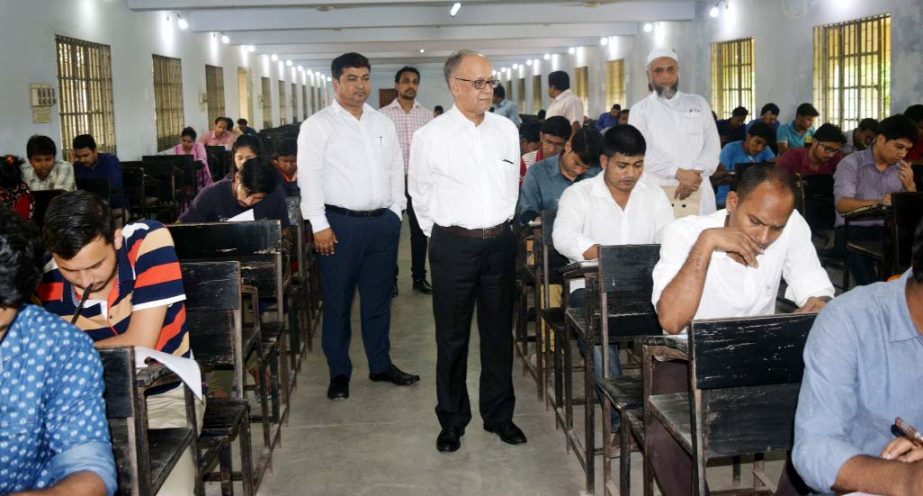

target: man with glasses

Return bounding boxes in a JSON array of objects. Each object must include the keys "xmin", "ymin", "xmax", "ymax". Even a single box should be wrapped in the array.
[
  {"xmin": 409, "ymin": 50, "xmax": 526, "ymax": 453},
  {"xmin": 777, "ymin": 123, "xmax": 846, "ymax": 177},
  {"xmin": 520, "ymin": 116, "xmax": 571, "ymax": 178}
]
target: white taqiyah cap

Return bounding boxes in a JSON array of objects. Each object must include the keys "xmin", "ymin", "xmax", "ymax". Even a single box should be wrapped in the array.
[{"xmin": 646, "ymin": 48, "xmax": 679, "ymax": 66}]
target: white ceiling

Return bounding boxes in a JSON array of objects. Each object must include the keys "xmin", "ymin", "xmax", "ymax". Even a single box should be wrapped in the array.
[{"xmin": 128, "ymin": 0, "xmax": 697, "ymax": 72}]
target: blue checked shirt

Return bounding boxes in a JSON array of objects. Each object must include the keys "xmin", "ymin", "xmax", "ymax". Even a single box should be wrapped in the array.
[{"xmin": 0, "ymin": 305, "xmax": 116, "ymax": 495}]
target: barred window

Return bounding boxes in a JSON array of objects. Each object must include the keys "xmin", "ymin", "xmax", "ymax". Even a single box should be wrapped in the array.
[
  {"xmin": 261, "ymin": 77, "xmax": 272, "ymax": 129},
  {"xmin": 205, "ymin": 64, "xmax": 225, "ymax": 126},
  {"xmin": 711, "ymin": 37, "xmax": 755, "ymax": 119},
  {"xmin": 516, "ymin": 78, "xmax": 526, "ymax": 112},
  {"xmin": 278, "ymin": 80, "xmax": 287, "ymax": 125},
  {"xmin": 574, "ymin": 66, "xmax": 589, "ymax": 115},
  {"xmin": 291, "ymin": 82, "xmax": 297, "ymax": 121},
  {"xmin": 532, "ymin": 75, "xmax": 542, "ymax": 114},
  {"xmin": 605, "ymin": 59, "xmax": 626, "ymax": 110},
  {"xmin": 152, "ymin": 55, "xmax": 184, "ymax": 151},
  {"xmin": 813, "ymin": 14, "xmax": 891, "ymax": 131},
  {"xmin": 302, "ymin": 84, "xmax": 308, "ymax": 119},
  {"xmin": 55, "ymin": 35, "xmax": 116, "ymax": 155}
]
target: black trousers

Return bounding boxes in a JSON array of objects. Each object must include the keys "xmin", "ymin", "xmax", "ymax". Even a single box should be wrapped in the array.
[
  {"xmin": 406, "ymin": 191, "xmax": 428, "ymax": 282},
  {"xmin": 430, "ymin": 224, "xmax": 516, "ymax": 430}
]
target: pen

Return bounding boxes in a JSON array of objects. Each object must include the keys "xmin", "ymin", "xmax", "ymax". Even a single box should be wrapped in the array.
[{"xmin": 895, "ymin": 417, "xmax": 923, "ymax": 447}]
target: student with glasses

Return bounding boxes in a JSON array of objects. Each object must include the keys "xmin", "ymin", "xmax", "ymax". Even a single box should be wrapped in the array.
[
  {"xmin": 777, "ymin": 123, "xmax": 846, "ymax": 177},
  {"xmin": 519, "ymin": 116, "xmax": 572, "ymax": 183}
]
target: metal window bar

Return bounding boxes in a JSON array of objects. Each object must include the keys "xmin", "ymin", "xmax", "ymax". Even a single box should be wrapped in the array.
[
  {"xmin": 56, "ymin": 35, "xmax": 117, "ymax": 156},
  {"xmin": 605, "ymin": 59, "xmax": 626, "ymax": 110},
  {"xmin": 516, "ymin": 78, "xmax": 526, "ymax": 113},
  {"xmin": 711, "ymin": 38, "xmax": 755, "ymax": 118},
  {"xmin": 278, "ymin": 80, "xmax": 287, "ymax": 125},
  {"xmin": 153, "ymin": 55, "xmax": 184, "ymax": 151},
  {"xmin": 302, "ymin": 84, "xmax": 308, "ymax": 119},
  {"xmin": 261, "ymin": 77, "xmax": 272, "ymax": 129},
  {"xmin": 575, "ymin": 66, "xmax": 589, "ymax": 115},
  {"xmin": 532, "ymin": 75, "xmax": 542, "ymax": 114},
  {"xmin": 291, "ymin": 82, "xmax": 297, "ymax": 121}
]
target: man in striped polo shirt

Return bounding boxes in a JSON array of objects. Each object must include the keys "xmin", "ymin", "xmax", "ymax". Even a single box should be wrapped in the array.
[{"xmin": 37, "ymin": 190, "xmax": 199, "ymax": 496}]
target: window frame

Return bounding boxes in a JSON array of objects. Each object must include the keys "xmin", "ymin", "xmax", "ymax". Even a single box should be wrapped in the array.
[
  {"xmin": 710, "ymin": 37, "xmax": 755, "ymax": 119},
  {"xmin": 152, "ymin": 54, "xmax": 184, "ymax": 151},
  {"xmin": 55, "ymin": 35, "xmax": 117, "ymax": 155}
]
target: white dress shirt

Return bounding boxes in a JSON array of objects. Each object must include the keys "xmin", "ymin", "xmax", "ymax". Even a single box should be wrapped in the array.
[
  {"xmin": 408, "ymin": 105, "xmax": 520, "ymax": 236},
  {"xmin": 553, "ymin": 174, "xmax": 674, "ymax": 262},
  {"xmin": 629, "ymin": 91, "xmax": 721, "ymax": 215},
  {"xmin": 546, "ymin": 89, "xmax": 585, "ymax": 126},
  {"xmin": 379, "ymin": 98, "xmax": 432, "ymax": 174},
  {"xmin": 297, "ymin": 100, "xmax": 406, "ymax": 233},
  {"xmin": 651, "ymin": 209, "xmax": 835, "ymax": 333}
]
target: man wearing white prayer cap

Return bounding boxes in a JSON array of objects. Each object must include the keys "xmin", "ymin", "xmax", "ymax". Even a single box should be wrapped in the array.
[{"xmin": 629, "ymin": 48, "xmax": 721, "ymax": 217}]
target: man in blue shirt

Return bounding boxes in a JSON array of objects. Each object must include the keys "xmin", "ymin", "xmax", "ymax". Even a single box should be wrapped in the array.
[
  {"xmin": 71, "ymin": 134, "xmax": 126, "ymax": 213},
  {"xmin": 715, "ymin": 106, "xmax": 749, "ymax": 145},
  {"xmin": 712, "ymin": 121, "xmax": 776, "ymax": 207},
  {"xmin": 0, "ymin": 208, "xmax": 116, "ymax": 496},
  {"xmin": 777, "ymin": 103, "xmax": 818, "ymax": 154},
  {"xmin": 793, "ymin": 219, "xmax": 923, "ymax": 496},
  {"xmin": 491, "ymin": 84, "xmax": 521, "ymax": 127},
  {"xmin": 595, "ymin": 103, "xmax": 621, "ymax": 131}
]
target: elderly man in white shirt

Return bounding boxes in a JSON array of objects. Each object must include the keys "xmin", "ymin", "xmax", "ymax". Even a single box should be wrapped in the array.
[
  {"xmin": 298, "ymin": 52, "xmax": 419, "ymax": 403},
  {"xmin": 546, "ymin": 70, "xmax": 584, "ymax": 134},
  {"xmin": 409, "ymin": 50, "xmax": 526, "ymax": 453},
  {"xmin": 647, "ymin": 165, "xmax": 834, "ymax": 496},
  {"xmin": 629, "ymin": 48, "xmax": 721, "ymax": 217}
]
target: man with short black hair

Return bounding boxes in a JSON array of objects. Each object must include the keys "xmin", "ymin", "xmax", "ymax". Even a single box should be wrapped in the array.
[
  {"xmin": 777, "ymin": 123, "xmax": 846, "ymax": 176},
  {"xmin": 520, "ymin": 116, "xmax": 571, "ymax": 175},
  {"xmin": 618, "ymin": 108, "xmax": 629, "ymax": 125},
  {"xmin": 716, "ymin": 106, "xmax": 749, "ymax": 145},
  {"xmin": 433, "ymin": 105, "xmax": 444, "ymax": 117},
  {"xmin": 777, "ymin": 103, "xmax": 819, "ymax": 154},
  {"xmin": 299, "ymin": 52, "xmax": 418, "ymax": 401},
  {"xmin": 546, "ymin": 70, "xmax": 584, "ymax": 133},
  {"xmin": 712, "ymin": 121, "xmax": 777, "ymax": 207},
  {"xmin": 22, "ymin": 134, "xmax": 76, "ymax": 192},
  {"xmin": 491, "ymin": 84, "xmax": 521, "ymax": 127},
  {"xmin": 180, "ymin": 157, "xmax": 292, "ymax": 225},
  {"xmin": 596, "ymin": 103, "xmax": 621, "ymax": 131},
  {"xmin": 746, "ymin": 103, "xmax": 781, "ymax": 133},
  {"xmin": 237, "ymin": 118, "xmax": 258, "ymax": 137},
  {"xmin": 903, "ymin": 104, "xmax": 923, "ymax": 163},
  {"xmin": 71, "ymin": 134, "xmax": 125, "ymax": 214},
  {"xmin": 519, "ymin": 121, "xmax": 542, "ymax": 157},
  {"xmin": 842, "ymin": 118, "xmax": 879, "ymax": 155},
  {"xmin": 272, "ymin": 138, "xmax": 299, "ymax": 197}
]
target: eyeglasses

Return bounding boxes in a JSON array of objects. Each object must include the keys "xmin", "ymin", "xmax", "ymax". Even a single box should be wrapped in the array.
[
  {"xmin": 817, "ymin": 143, "xmax": 841, "ymax": 154},
  {"xmin": 454, "ymin": 77, "xmax": 500, "ymax": 90},
  {"xmin": 542, "ymin": 138, "xmax": 566, "ymax": 149}
]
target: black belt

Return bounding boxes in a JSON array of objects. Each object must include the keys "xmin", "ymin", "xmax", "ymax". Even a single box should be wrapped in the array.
[
  {"xmin": 437, "ymin": 222, "xmax": 511, "ymax": 239},
  {"xmin": 325, "ymin": 204, "xmax": 388, "ymax": 218}
]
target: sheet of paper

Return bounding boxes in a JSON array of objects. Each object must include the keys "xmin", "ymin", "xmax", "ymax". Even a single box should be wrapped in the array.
[
  {"xmin": 134, "ymin": 346, "xmax": 203, "ymax": 399},
  {"xmin": 228, "ymin": 209, "xmax": 255, "ymax": 222}
]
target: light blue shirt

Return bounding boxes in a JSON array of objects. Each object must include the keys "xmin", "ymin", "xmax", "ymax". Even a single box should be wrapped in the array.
[
  {"xmin": 517, "ymin": 154, "xmax": 600, "ymax": 224},
  {"xmin": 492, "ymin": 99, "xmax": 522, "ymax": 127},
  {"xmin": 777, "ymin": 121, "xmax": 814, "ymax": 149},
  {"xmin": 793, "ymin": 272, "xmax": 923, "ymax": 494},
  {"xmin": 716, "ymin": 140, "xmax": 775, "ymax": 205}
]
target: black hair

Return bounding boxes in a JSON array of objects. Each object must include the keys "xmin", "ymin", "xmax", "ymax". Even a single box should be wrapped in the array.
[
  {"xmin": 796, "ymin": 103, "xmax": 819, "ymax": 118},
  {"xmin": 181, "ymin": 127, "xmax": 197, "ymax": 140},
  {"xmin": 72, "ymin": 134, "xmax": 97, "ymax": 151},
  {"xmin": 541, "ymin": 116, "xmax": 572, "ymax": 140},
  {"xmin": 332, "ymin": 52, "xmax": 371, "ymax": 80},
  {"xmin": 876, "ymin": 115, "xmax": 919, "ymax": 143},
  {"xmin": 570, "ymin": 128, "xmax": 602, "ymax": 168},
  {"xmin": 619, "ymin": 108, "xmax": 629, "ymax": 116},
  {"xmin": 26, "ymin": 135, "xmax": 57, "ymax": 159},
  {"xmin": 610, "ymin": 103, "xmax": 622, "ymax": 111},
  {"xmin": 747, "ymin": 121, "xmax": 775, "ymax": 142},
  {"xmin": 812, "ymin": 123, "xmax": 847, "ymax": 144},
  {"xmin": 736, "ymin": 164, "xmax": 796, "ymax": 202},
  {"xmin": 223, "ymin": 117, "xmax": 235, "ymax": 130},
  {"xmin": 214, "ymin": 116, "xmax": 226, "ymax": 125},
  {"xmin": 273, "ymin": 138, "xmax": 297, "ymax": 159},
  {"xmin": 237, "ymin": 118, "xmax": 248, "ymax": 126},
  {"xmin": 43, "ymin": 191, "xmax": 114, "ymax": 260},
  {"xmin": 434, "ymin": 105, "xmax": 444, "ymax": 113},
  {"xmin": 394, "ymin": 66, "xmax": 420, "ymax": 84},
  {"xmin": 904, "ymin": 105, "xmax": 923, "ymax": 124},
  {"xmin": 493, "ymin": 84, "xmax": 506, "ymax": 99},
  {"xmin": 913, "ymin": 216, "xmax": 923, "ymax": 282},
  {"xmin": 601, "ymin": 124, "xmax": 646, "ymax": 158},
  {"xmin": 232, "ymin": 134, "xmax": 262, "ymax": 156},
  {"xmin": 548, "ymin": 71, "xmax": 570, "ymax": 91},
  {"xmin": 857, "ymin": 118, "xmax": 879, "ymax": 132},
  {"xmin": 0, "ymin": 207, "xmax": 44, "ymax": 308},
  {"xmin": 0, "ymin": 155, "xmax": 25, "ymax": 189},
  {"xmin": 537, "ymin": 109, "xmax": 546, "ymax": 120},
  {"xmin": 520, "ymin": 122, "xmax": 542, "ymax": 143},
  {"xmin": 760, "ymin": 103, "xmax": 780, "ymax": 116},
  {"xmin": 239, "ymin": 158, "xmax": 279, "ymax": 195},
  {"xmin": 731, "ymin": 106, "xmax": 749, "ymax": 118}
]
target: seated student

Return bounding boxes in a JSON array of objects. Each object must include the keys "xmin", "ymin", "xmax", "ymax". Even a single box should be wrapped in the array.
[
  {"xmin": 834, "ymin": 115, "xmax": 918, "ymax": 286},
  {"xmin": 179, "ymin": 157, "xmax": 291, "ymax": 228},
  {"xmin": 595, "ymin": 103, "xmax": 621, "ymax": 131},
  {"xmin": 21, "ymin": 135, "xmax": 76, "ymax": 192},
  {"xmin": 904, "ymin": 104, "xmax": 923, "ymax": 163},
  {"xmin": 171, "ymin": 126, "xmax": 213, "ymax": 189},
  {"xmin": 37, "ymin": 191, "xmax": 199, "ymax": 496},
  {"xmin": 231, "ymin": 134, "xmax": 260, "ymax": 173},
  {"xmin": 793, "ymin": 219, "xmax": 923, "ymax": 496},
  {"xmin": 237, "ymin": 118, "xmax": 258, "ymax": 137},
  {"xmin": 841, "ymin": 118, "xmax": 878, "ymax": 155},
  {"xmin": 272, "ymin": 138, "xmax": 299, "ymax": 197},
  {"xmin": 520, "ymin": 116, "xmax": 571, "ymax": 178},
  {"xmin": 0, "ymin": 208, "xmax": 117, "ymax": 496},
  {"xmin": 712, "ymin": 121, "xmax": 777, "ymax": 208},
  {"xmin": 618, "ymin": 108, "xmax": 629, "ymax": 125},
  {"xmin": 746, "ymin": 103, "xmax": 781, "ymax": 133},
  {"xmin": 198, "ymin": 116, "xmax": 236, "ymax": 149},
  {"xmin": 777, "ymin": 103, "xmax": 819, "ymax": 154},
  {"xmin": 518, "ymin": 126, "xmax": 602, "ymax": 224},
  {"xmin": 71, "ymin": 134, "xmax": 127, "ymax": 226},
  {"xmin": 776, "ymin": 123, "xmax": 846, "ymax": 177},
  {"xmin": 648, "ymin": 166, "xmax": 835, "ymax": 496},
  {"xmin": 519, "ymin": 121, "xmax": 542, "ymax": 157},
  {"xmin": 0, "ymin": 155, "xmax": 34, "ymax": 220},
  {"xmin": 716, "ymin": 106, "xmax": 749, "ymax": 145}
]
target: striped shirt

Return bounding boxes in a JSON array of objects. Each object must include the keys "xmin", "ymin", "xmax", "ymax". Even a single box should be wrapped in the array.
[
  {"xmin": 379, "ymin": 98, "xmax": 432, "ymax": 174},
  {"xmin": 833, "ymin": 148, "xmax": 907, "ymax": 227},
  {"xmin": 37, "ymin": 220, "xmax": 189, "ymax": 358}
]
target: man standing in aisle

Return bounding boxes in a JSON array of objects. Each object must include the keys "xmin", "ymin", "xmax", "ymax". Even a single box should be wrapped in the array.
[
  {"xmin": 629, "ymin": 48, "xmax": 721, "ymax": 217},
  {"xmin": 380, "ymin": 66, "xmax": 433, "ymax": 295},
  {"xmin": 546, "ymin": 70, "xmax": 584, "ymax": 134},
  {"xmin": 298, "ymin": 52, "xmax": 420, "ymax": 401},
  {"xmin": 410, "ymin": 50, "xmax": 526, "ymax": 453}
]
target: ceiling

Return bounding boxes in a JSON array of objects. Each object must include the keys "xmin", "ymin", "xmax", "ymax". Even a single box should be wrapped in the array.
[{"xmin": 128, "ymin": 0, "xmax": 697, "ymax": 73}]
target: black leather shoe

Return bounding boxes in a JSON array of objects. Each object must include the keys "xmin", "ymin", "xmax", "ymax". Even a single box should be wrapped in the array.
[
  {"xmin": 436, "ymin": 427, "xmax": 463, "ymax": 452},
  {"xmin": 484, "ymin": 421, "xmax": 527, "ymax": 445},
  {"xmin": 327, "ymin": 375, "xmax": 349, "ymax": 400},
  {"xmin": 369, "ymin": 365, "xmax": 420, "ymax": 386},
  {"xmin": 412, "ymin": 279, "xmax": 432, "ymax": 294}
]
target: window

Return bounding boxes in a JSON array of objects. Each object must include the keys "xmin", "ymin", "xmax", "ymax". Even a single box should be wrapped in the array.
[
  {"xmin": 605, "ymin": 59, "xmax": 626, "ymax": 110},
  {"xmin": 710, "ymin": 38, "xmax": 755, "ymax": 119},
  {"xmin": 261, "ymin": 77, "xmax": 272, "ymax": 129},
  {"xmin": 291, "ymin": 82, "xmax": 297, "ymax": 121},
  {"xmin": 574, "ymin": 66, "xmax": 589, "ymax": 115},
  {"xmin": 55, "ymin": 35, "xmax": 116, "ymax": 155},
  {"xmin": 152, "ymin": 55, "xmax": 184, "ymax": 151},
  {"xmin": 278, "ymin": 80, "xmax": 287, "ymax": 125},
  {"xmin": 516, "ymin": 78, "xmax": 526, "ymax": 112},
  {"xmin": 205, "ymin": 65, "xmax": 225, "ymax": 126},
  {"xmin": 302, "ymin": 84, "xmax": 308, "ymax": 119},
  {"xmin": 532, "ymin": 75, "xmax": 542, "ymax": 114},
  {"xmin": 504, "ymin": 80, "xmax": 512, "ymax": 107},
  {"xmin": 813, "ymin": 14, "xmax": 891, "ymax": 131}
]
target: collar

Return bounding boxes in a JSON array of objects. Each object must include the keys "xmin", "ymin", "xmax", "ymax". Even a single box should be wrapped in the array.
[
  {"xmin": 590, "ymin": 172, "xmax": 647, "ymax": 200},
  {"xmin": 331, "ymin": 99, "xmax": 373, "ymax": 120},
  {"xmin": 447, "ymin": 105, "xmax": 487, "ymax": 128},
  {"xmin": 385, "ymin": 98, "xmax": 423, "ymax": 113},
  {"xmin": 888, "ymin": 271, "xmax": 921, "ymax": 343},
  {"xmin": 554, "ymin": 89, "xmax": 574, "ymax": 101}
]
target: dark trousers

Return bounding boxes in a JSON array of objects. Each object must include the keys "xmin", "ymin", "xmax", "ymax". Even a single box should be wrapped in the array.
[
  {"xmin": 431, "ymin": 225, "xmax": 516, "ymax": 430},
  {"xmin": 318, "ymin": 210, "xmax": 400, "ymax": 379},
  {"xmin": 647, "ymin": 360, "xmax": 810, "ymax": 496},
  {"xmin": 406, "ymin": 188, "xmax": 428, "ymax": 282},
  {"xmin": 835, "ymin": 225, "xmax": 886, "ymax": 286}
]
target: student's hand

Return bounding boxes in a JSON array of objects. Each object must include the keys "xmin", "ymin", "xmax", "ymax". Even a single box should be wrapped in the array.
[
  {"xmin": 582, "ymin": 244, "xmax": 599, "ymax": 261},
  {"xmin": 795, "ymin": 296, "xmax": 830, "ymax": 314},
  {"xmin": 898, "ymin": 161, "xmax": 916, "ymax": 192},
  {"xmin": 703, "ymin": 227, "xmax": 763, "ymax": 268},
  {"xmin": 883, "ymin": 193, "xmax": 893, "ymax": 206},
  {"xmin": 882, "ymin": 438, "xmax": 923, "ymax": 463},
  {"xmin": 675, "ymin": 168, "xmax": 703, "ymax": 192},
  {"xmin": 314, "ymin": 228, "xmax": 337, "ymax": 256}
]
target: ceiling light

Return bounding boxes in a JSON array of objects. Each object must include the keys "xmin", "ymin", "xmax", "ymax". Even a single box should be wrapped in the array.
[
  {"xmin": 709, "ymin": 5, "xmax": 719, "ymax": 17},
  {"xmin": 297, "ymin": 65, "xmax": 303, "ymax": 71},
  {"xmin": 221, "ymin": 34, "xmax": 230, "ymax": 44},
  {"xmin": 543, "ymin": 53, "xmax": 550, "ymax": 60},
  {"xmin": 526, "ymin": 59, "xmax": 533, "ymax": 66},
  {"xmin": 419, "ymin": 48, "xmax": 425, "ymax": 54},
  {"xmin": 327, "ymin": 76, "xmax": 332, "ymax": 82},
  {"xmin": 643, "ymin": 22, "xmax": 654, "ymax": 33},
  {"xmin": 176, "ymin": 14, "xmax": 189, "ymax": 30},
  {"xmin": 286, "ymin": 60, "xmax": 293, "ymax": 67},
  {"xmin": 512, "ymin": 63, "xmax": 519, "ymax": 70},
  {"xmin": 600, "ymin": 37, "xmax": 609, "ymax": 46},
  {"xmin": 568, "ymin": 47, "xmax": 576, "ymax": 55},
  {"xmin": 247, "ymin": 45, "xmax": 255, "ymax": 53},
  {"xmin": 271, "ymin": 54, "xmax": 278, "ymax": 61},
  {"xmin": 449, "ymin": 2, "xmax": 461, "ymax": 16}
]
